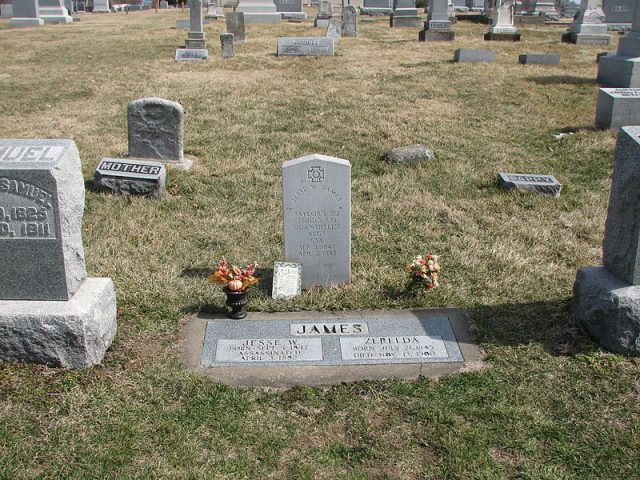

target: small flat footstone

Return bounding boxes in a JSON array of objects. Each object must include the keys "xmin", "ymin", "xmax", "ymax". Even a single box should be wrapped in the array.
[
  {"xmin": 183, "ymin": 308, "xmax": 484, "ymax": 386},
  {"xmin": 498, "ymin": 172, "xmax": 561, "ymax": 197},
  {"xmin": 383, "ymin": 144, "xmax": 435, "ymax": 164},
  {"xmin": 453, "ymin": 48, "xmax": 496, "ymax": 63},
  {"xmin": 518, "ymin": 53, "xmax": 560, "ymax": 65}
]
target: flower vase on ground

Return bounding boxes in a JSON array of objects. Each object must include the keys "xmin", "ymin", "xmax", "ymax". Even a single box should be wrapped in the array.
[{"xmin": 224, "ymin": 287, "xmax": 248, "ymax": 319}]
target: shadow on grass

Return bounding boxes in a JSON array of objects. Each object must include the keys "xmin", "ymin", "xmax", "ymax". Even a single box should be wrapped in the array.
[
  {"xmin": 527, "ymin": 75, "xmax": 597, "ymax": 86},
  {"xmin": 467, "ymin": 298, "xmax": 598, "ymax": 357}
]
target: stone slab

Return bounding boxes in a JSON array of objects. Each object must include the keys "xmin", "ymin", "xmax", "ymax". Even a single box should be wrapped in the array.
[
  {"xmin": 0, "ymin": 277, "xmax": 118, "ymax": 368},
  {"xmin": 595, "ymin": 88, "xmax": 640, "ymax": 129},
  {"xmin": 603, "ymin": 126, "xmax": 640, "ymax": 285},
  {"xmin": 390, "ymin": 14, "xmax": 422, "ymax": 27},
  {"xmin": 562, "ymin": 31, "xmax": 612, "ymax": 45},
  {"xmin": 282, "ymin": 154, "xmax": 350, "ymax": 289},
  {"xmin": 498, "ymin": 172, "xmax": 561, "ymax": 197},
  {"xmin": 419, "ymin": 28, "xmax": 455, "ymax": 41},
  {"xmin": 484, "ymin": 32, "xmax": 521, "ymax": 41},
  {"xmin": 0, "ymin": 139, "xmax": 86, "ymax": 301},
  {"xmin": 277, "ymin": 37, "xmax": 335, "ymax": 56},
  {"xmin": 453, "ymin": 48, "xmax": 496, "ymax": 63},
  {"xmin": 314, "ymin": 17, "xmax": 329, "ymax": 27},
  {"xmin": 598, "ymin": 56, "xmax": 640, "ymax": 88},
  {"xmin": 93, "ymin": 158, "xmax": 166, "ymax": 197},
  {"xmin": 574, "ymin": 266, "xmax": 640, "ymax": 356},
  {"xmin": 518, "ymin": 53, "xmax": 560, "ymax": 65},
  {"xmin": 183, "ymin": 308, "xmax": 484, "ymax": 386}
]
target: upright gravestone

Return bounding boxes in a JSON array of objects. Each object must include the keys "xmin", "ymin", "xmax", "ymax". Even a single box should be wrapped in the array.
[
  {"xmin": 76, "ymin": 1, "xmax": 86, "ymax": 12},
  {"xmin": 274, "ymin": 0, "xmax": 306, "ymax": 19},
  {"xmin": 341, "ymin": 5, "xmax": 358, "ymax": 37},
  {"xmin": 597, "ymin": 4, "xmax": 640, "ymax": 87},
  {"xmin": 236, "ymin": 0, "xmax": 281, "ymax": 23},
  {"xmin": 220, "ymin": 32, "xmax": 235, "ymax": 57},
  {"xmin": 39, "ymin": 0, "xmax": 73, "ymax": 22},
  {"xmin": 128, "ymin": 97, "xmax": 192, "ymax": 170},
  {"xmin": 226, "ymin": 11, "xmax": 245, "ymax": 42},
  {"xmin": 176, "ymin": 0, "xmax": 208, "ymax": 60},
  {"xmin": 562, "ymin": 0, "xmax": 611, "ymax": 45},
  {"xmin": 283, "ymin": 154, "xmax": 351, "ymax": 289},
  {"xmin": 1, "ymin": 4, "xmax": 14, "ymax": 17},
  {"xmin": 314, "ymin": 0, "xmax": 332, "ymax": 28},
  {"xmin": 419, "ymin": 0, "xmax": 454, "ymax": 41},
  {"xmin": 205, "ymin": 0, "xmax": 224, "ymax": 18},
  {"xmin": 595, "ymin": 88, "xmax": 640, "ymax": 129},
  {"xmin": 467, "ymin": 0, "xmax": 483, "ymax": 11},
  {"xmin": 0, "ymin": 139, "xmax": 117, "ymax": 368},
  {"xmin": 326, "ymin": 17, "xmax": 341, "ymax": 43},
  {"xmin": 574, "ymin": 126, "xmax": 640, "ymax": 356},
  {"xmin": 93, "ymin": 0, "xmax": 110, "ymax": 12},
  {"xmin": 603, "ymin": 0, "xmax": 635, "ymax": 30},
  {"xmin": 361, "ymin": 0, "xmax": 392, "ymax": 16},
  {"xmin": 10, "ymin": 0, "xmax": 44, "ymax": 26},
  {"xmin": 390, "ymin": 0, "xmax": 422, "ymax": 27},
  {"xmin": 526, "ymin": 0, "xmax": 557, "ymax": 16},
  {"xmin": 485, "ymin": 0, "xmax": 520, "ymax": 40}
]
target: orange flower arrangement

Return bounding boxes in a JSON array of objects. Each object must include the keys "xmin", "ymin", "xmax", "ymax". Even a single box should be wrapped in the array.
[
  {"xmin": 407, "ymin": 254, "xmax": 441, "ymax": 290},
  {"xmin": 208, "ymin": 257, "xmax": 259, "ymax": 292}
]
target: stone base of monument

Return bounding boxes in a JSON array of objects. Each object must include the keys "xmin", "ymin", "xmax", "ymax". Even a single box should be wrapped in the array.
[
  {"xmin": 182, "ymin": 308, "xmax": 484, "ymax": 387},
  {"xmin": 484, "ymin": 32, "xmax": 521, "ymax": 41},
  {"xmin": 561, "ymin": 32, "xmax": 612, "ymax": 46},
  {"xmin": 314, "ymin": 17, "xmax": 330, "ymax": 27},
  {"xmin": 418, "ymin": 30, "xmax": 455, "ymax": 42},
  {"xmin": 10, "ymin": 17, "xmax": 45, "ymax": 27},
  {"xmin": 0, "ymin": 278, "xmax": 118, "ymax": 369},
  {"xmin": 574, "ymin": 266, "xmax": 640, "ymax": 356},
  {"xmin": 360, "ymin": 7, "xmax": 392, "ymax": 16},
  {"xmin": 390, "ymin": 15, "xmax": 422, "ymax": 28},
  {"xmin": 597, "ymin": 56, "xmax": 640, "ymax": 88},
  {"xmin": 93, "ymin": 158, "xmax": 166, "ymax": 197}
]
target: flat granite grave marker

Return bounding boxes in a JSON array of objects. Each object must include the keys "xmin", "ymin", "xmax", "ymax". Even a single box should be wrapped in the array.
[
  {"xmin": 595, "ymin": 88, "xmax": 640, "ymax": 129},
  {"xmin": 498, "ymin": 172, "xmax": 562, "ymax": 196},
  {"xmin": 574, "ymin": 126, "xmax": 640, "ymax": 355},
  {"xmin": 518, "ymin": 53, "xmax": 560, "ymax": 65},
  {"xmin": 0, "ymin": 139, "xmax": 117, "ymax": 368},
  {"xmin": 183, "ymin": 309, "xmax": 483, "ymax": 386},
  {"xmin": 283, "ymin": 154, "xmax": 350, "ymax": 289},
  {"xmin": 175, "ymin": 48, "xmax": 209, "ymax": 60},
  {"xmin": 453, "ymin": 48, "xmax": 496, "ymax": 63},
  {"xmin": 93, "ymin": 158, "xmax": 166, "ymax": 197},
  {"xmin": 277, "ymin": 37, "xmax": 335, "ymax": 56}
]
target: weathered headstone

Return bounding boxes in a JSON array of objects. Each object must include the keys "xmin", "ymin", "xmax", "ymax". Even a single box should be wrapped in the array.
[
  {"xmin": 574, "ymin": 126, "xmax": 640, "ymax": 355},
  {"xmin": 10, "ymin": 0, "xmax": 43, "ymax": 26},
  {"xmin": 220, "ymin": 32, "xmax": 235, "ymax": 58},
  {"xmin": 326, "ymin": 18, "xmax": 341, "ymax": 43},
  {"xmin": 128, "ymin": 97, "xmax": 192, "ymax": 169},
  {"xmin": 595, "ymin": 88, "xmax": 640, "ymax": 129},
  {"xmin": 185, "ymin": 0, "xmax": 207, "ymax": 49},
  {"xmin": 236, "ymin": 0, "xmax": 281, "ymax": 23},
  {"xmin": 603, "ymin": 0, "xmax": 635, "ymax": 30},
  {"xmin": 93, "ymin": 158, "xmax": 166, "ymax": 197},
  {"xmin": 160, "ymin": 0, "xmax": 169, "ymax": 8},
  {"xmin": 39, "ymin": 0, "xmax": 73, "ymax": 22},
  {"xmin": 226, "ymin": 11, "xmax": 246, "ymax": 43},
  {"xmin": 361, "ymin": 0, "xmax": 393, "ymax": 16},
  {"xmin": 383, "ymin": 144, "xmax": 436, "ymax": 164},
  {"xmin": 518, "ymin": 53, "xmax": 560, "ymax": 64},
  {"xmin": 93, "ymin": 0, "xmax": 110, "ymax": 12},
  {"xmin": 390, "ymin": 0, "xmax": 422, "ymax": 27},
  {"xmin": 453, "ymin": 48, "xmax": 496, "ymax": 62},
  {"xmin": 314, "ymin": 0, "xmax": 331, "ymax": 28},
  {"xmin": 282, "ymin": 154, "xmax": 351, "ymax": 289},
  {"xmin": 341, "ymin": 5, "xmax": 358, "ymax": 37},
  {"xmin": 274, "ymin": 0, "xmax": 306, "ymax": 19},
  {"xmin": 498, "ymin": 172, "xmax": 561, "ymax": 196},
  {"xmin": 562, "ymin": 0, "xmax": 611, "ymax": 45},
  {"xmin": 277, "ymin": 37, "xmax": 335, "ymax": 56},
  {"xmin": 597, "ymin": 4, "xmax": 640, "ymax": 87},
  {"xmin": 419, "ymin": 0, "xmax": 454, "ymax": 41},
  {"xmin": 0, "ymin": 139, "xmax": 117, "ymax": 368},
  {"xmin": 485, "ymin": 0, "xmax": 520, "ymax": 40}
]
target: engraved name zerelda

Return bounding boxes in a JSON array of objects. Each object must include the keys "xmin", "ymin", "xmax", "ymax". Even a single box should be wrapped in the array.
[{"xmin": 0, "ymin": 177, "xmax": 54, "ymax": 208}]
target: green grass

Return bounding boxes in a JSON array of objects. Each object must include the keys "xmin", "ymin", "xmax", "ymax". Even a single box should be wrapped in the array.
[{"xmin": 0, "ymin": 9, "xmax": 639, "ymax": 479}]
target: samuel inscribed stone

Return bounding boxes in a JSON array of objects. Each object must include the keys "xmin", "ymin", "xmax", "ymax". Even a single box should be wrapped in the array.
[{"xmin": 282, "ymin": 154, "xmax": 351, "ymax": 289}]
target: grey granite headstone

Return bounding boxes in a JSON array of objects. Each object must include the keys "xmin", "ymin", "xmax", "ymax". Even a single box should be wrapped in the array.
[
  {"xmin": 518, "ymin": 53, "xmax": 560, "ymax": 65},
  {"xmin": 127, "ymin": 97, "xmax": 184, "ymax": 164},
  {"xmin": 603, "ymin": 0, "xmax": 634, "ymax": 28},
  {"xmin": 361, "ymin": 0, "xmax": 392, "ymax": 16},
  {"xmin": 0, "ymin": 140, "xmax": 86, "ymax": 301},
  {"xmin": 498, "ymin": 172, "xmax": 562, "ymax": 197},
  {"xmin": 453, "ymin": 48, "xmax": 496, "ymax": 63},
  {"xmin": 1, "ymin": 4, "xmax": 14, "ymax": 17},
  {"xmin": 220, "ymin": 32, "xmax": 235, "ymax": 58},
  {"xmin": 0, "ymin": 139, "xmax": 117, "ymax": 368},
  {"xmin": 93, "ymin": 0, "xmax": 110, "ymax": 12},
  {"xmin": 226, "ymin": 11, "xmax": 246, "ymax": 43},
  {"xmin": 419, "ymin": 0, "xmax": 454, "ymax": 41},
  {"xmin": 10, "ymin": 0, "xmax": 43, "ymax": 26},
  {"xmin": 274, "ymin": 0, "xmax": 306, "ymax": 19},
  {"xmin": 341, "ymin": 5, "xmax": 358, "ymax": 37},
  {"xmin": 390, "ymin": 0, "xmax": 422, "ymax": 28},
  {"xmin": 595, "ymin": 88, "xmax": 640, "ymax": 129},
  {"xmin": 602, "ymin": 126, "xmax": 640, "ymax": 285},
  {"xmin": 283, "ymin": 154, "xmax": 351, "ymax": 289},
  {"xmin": 597, "ymin": 3, "xmax": 640, "ymax": 87},
  {"xmin": 184, "ymin": 0, "xmax": 207, "ymax": 49},
  {"xmin": 326, "ymin": 18, "xmax": 341, "ymax": 43},
  {"xmin": 93, "ymin": 158, "xmax": 166, "ymax": 197},
  {"xmin": 39, "ymin": 0, "xmax": 73, "ymax": 22},
  {"xmin": 562, "ymin": 0, "xmax": 612, "ymax": 45},
  {"xmin": 277, "ymin": 37, "xmax": 335, "ymax": 56}
]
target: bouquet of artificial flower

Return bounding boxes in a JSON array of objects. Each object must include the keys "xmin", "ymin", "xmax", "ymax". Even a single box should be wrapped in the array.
[
  {"xmin": 407, "ymin": 254, "xmax": 440, "ymax": 290},
  {"xmin": 208, "ymin": 256, "xmax": 259, "ymax": 292}
]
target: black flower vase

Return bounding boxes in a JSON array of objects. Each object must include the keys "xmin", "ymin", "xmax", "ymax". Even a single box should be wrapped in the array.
[{"xmin": 224, "ymin": 287, "xmax": 248, "ymax": 319}]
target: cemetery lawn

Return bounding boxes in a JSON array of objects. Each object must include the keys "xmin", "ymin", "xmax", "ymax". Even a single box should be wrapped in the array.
[{"xmin": 1, "ymin": 10, "xmax": 639, "ymax": 480}]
